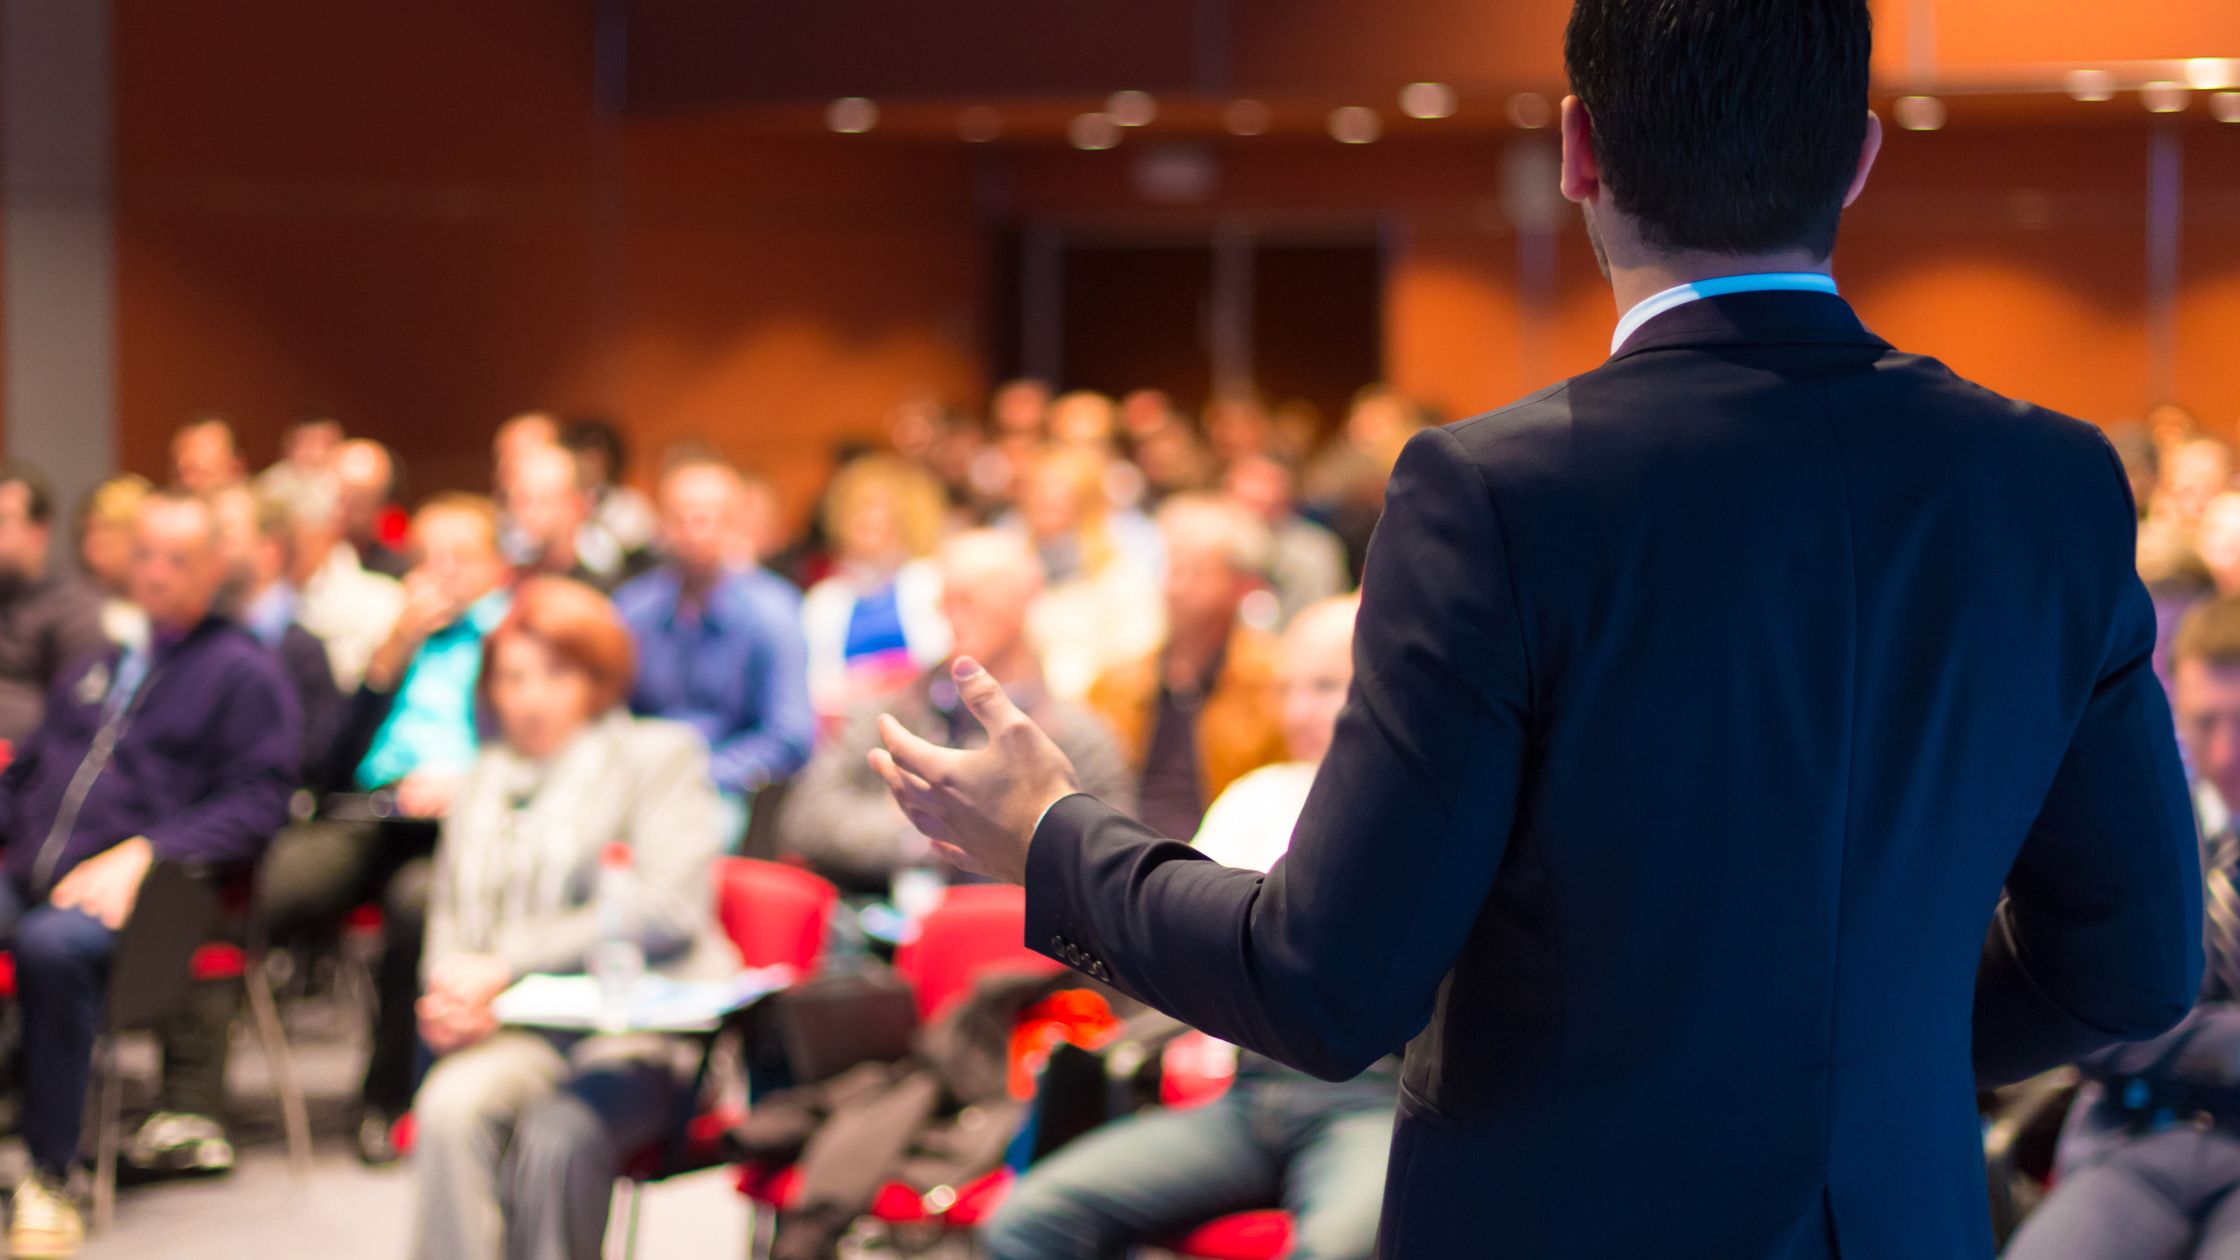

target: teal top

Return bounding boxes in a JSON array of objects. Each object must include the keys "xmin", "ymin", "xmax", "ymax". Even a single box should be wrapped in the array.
[{"xmin": 355, "ymin": 591, "xmax": 509, "ymax": 790}]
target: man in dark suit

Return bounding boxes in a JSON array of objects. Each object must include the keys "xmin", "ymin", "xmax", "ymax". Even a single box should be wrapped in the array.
[{"xmin": 872, "ymin": 1, "xmax": 2204, "ymax": 1255}]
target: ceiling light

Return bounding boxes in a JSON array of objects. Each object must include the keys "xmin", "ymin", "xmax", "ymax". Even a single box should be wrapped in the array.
[
  {"xmin": 1506, "ymin": 93, "xmax": 1555, "ymax": 130},
  {"xmin": 1070, "ymin": 113, "xmax": 1121, "ymax": 151},
  {"xmin": 1329, "ymin": 106, "xmax": 1382, "ymax": 144},
  {"xmin": 2065, "ymin": 69, "xmax": 2117, "ymax": 102},
  {"xmin": 2213, "ymin": 92, "xmax": 2240, "ymax": 123},
  {"xmin": 1399, "ymin": 82, "xmax": 1458, "ymax": 120},
  {"xmin": 957, "ymin": 107, "xmax": 1002, "ymax": 144},
  {"xmin": 2140, "ymin": 81, "xmax": 2190, "ymax": 113},
  {"xmin": 1105, "ymin": 90, "xmax": 1157, "ymax": 128},
  {"xmin": 1894, "ymin": 95, "xmax": 1947, "ymax": 131},
  {"xmin": 1224, "ymin": 99, "xmax": 1271, "ymax": 137},
  {"xmin": 2184, "ymin": 58, "xmax": 2240, "ymax": 91},
  {"xmin": 825, "ymin": 97, "xmax": 878, "ymax": 134}
]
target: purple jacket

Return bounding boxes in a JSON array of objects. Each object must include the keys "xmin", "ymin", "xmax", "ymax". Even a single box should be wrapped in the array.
[{"xmin": 0, "ymin": 616, "xmax": 299, "ymax": 892}]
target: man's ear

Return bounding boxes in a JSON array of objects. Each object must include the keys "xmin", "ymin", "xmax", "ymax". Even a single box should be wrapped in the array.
[
  {"xmin": 1559, "ymin": 96, "xmax": 1599, "ymax": 206},
  {"xmin": 1842, "ymin": 111, "xmax": 1884, "ymax": 209}
]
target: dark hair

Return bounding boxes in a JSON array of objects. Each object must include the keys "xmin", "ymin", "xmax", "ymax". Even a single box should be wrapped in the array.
[
  {"xmin": 2178, "ymin": 598, "xmax": 2240, "ymax": 672},
  {"xmin": 1564, "ymin": 0, "xmax": 1872, "ymax": 257},
  {"xmin": 561, "ymin": 415, "xmax": 628, "ymax": 479},
  {"xmin": 0, "ymin": 462, "xmax": 57, "ymax": 526}
]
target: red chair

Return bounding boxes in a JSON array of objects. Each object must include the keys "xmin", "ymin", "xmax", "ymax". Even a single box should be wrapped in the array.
[
  {"xmin": 613, "ymin": 859, "xmax": 840, "ymax": 1259},
  {"xmin": 893, "ymin": 884, "xmax": 1062, "ymax": 1022}
]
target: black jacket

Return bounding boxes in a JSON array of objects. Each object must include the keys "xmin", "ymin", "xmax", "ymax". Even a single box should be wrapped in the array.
[{"xmin": 1025, "ymin": 291, "xmax": 2203, "ymax": 1259}]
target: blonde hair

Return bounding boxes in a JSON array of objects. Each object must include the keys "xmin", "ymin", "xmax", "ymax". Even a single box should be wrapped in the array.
[{"xmin": 821, "ymin": 454, "xmax": 947, "ymax": 561}]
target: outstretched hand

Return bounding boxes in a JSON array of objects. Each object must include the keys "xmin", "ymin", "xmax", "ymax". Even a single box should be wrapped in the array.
[{"xmin": 869, "ymin": 657, "xmax": 1083, "ymax": 885}]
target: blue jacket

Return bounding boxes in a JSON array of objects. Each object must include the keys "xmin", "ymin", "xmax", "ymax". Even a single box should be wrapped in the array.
[
  {"xmin": 1025, "ymin": 291, "xmax": 2202, "ymax": 1259},
  {"xmin": 1, "ymin": 616, "xmax": 299, "ymax": 890}
]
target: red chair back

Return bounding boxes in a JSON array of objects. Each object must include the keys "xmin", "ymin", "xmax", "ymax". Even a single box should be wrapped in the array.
[
  {"xmin": 714, "ymin": 857, "xmax": 839, "ymax": 973},
  {"xmin": 893, "ymin": 884, "xmax": 1060, "ymax": 1022}
]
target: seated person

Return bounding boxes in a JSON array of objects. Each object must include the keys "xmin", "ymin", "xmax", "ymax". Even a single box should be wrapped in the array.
[
  {"xmin": 408, "ymin": 577, "xmax": 737, "ymax": 1260},
  {"xmin": 0, "ymin": 462, "xmax": 108, "ymax": 747},
  {"xmin": 131, "ymin": 485, "xmax": 345, "ymax": 1177},
  {"xmin": 1087, "ymin": 495, "xmax": 1287, "ymax": 841},
  {"xmin": 260, "ymin": 493, "xmax": 513, "ymax": 1163},
  {"xmin": 981, "ymin": 596, "xmax": 1395, "ymax": 1260},
  {"xmin": 2006, "ymin": 597, "xmax": 2240, "ymax": 1260},
  {"xmin": 615, "ymin": 455, "xmax": 813, "ymax": 834},
  {"xmin": 503, "ymin": 441, "xmax": 648, "ymax": 592},
  {"xmin": 1016, "ymin": 446, "xmax": 1166, "ymax": 702},
  {"xmin": 1, "ymin": 491, "xmax": 298, "ymax": 1260},
  {"xmin": 800, "ymin": 454, "xmax": 952, "ymax": 725},
  {"xmin": 781, "ymin": 529, "xmax": 1134, "ymax": 894}
]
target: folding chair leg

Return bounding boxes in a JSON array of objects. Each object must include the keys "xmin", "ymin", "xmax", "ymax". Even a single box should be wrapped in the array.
[
  {"xmin": 244, "ymin": 966, "xmax": 313, "ymax": 1177},
  {"xmin": 615, "ymin": 1179, "xmax": 642, "ymax": 1260},
  {"xmin": 91, "ymin": 1038, "xmax": 122, "ymax": 1233}
]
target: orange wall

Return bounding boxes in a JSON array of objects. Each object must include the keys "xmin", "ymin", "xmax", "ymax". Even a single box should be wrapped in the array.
[{"xmin": 111, "ymin": 0, "xmax": 985, "ymax": 521}]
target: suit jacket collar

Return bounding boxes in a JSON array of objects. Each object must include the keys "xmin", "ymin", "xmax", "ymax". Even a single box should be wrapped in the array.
[{"xmin": 1608, "ymin": 289, "xmax": 1888, "ymax": 363}]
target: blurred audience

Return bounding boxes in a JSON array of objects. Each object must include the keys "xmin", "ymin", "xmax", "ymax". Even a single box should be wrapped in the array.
[
  {"xmin": 1222, "ymin": 453, "xmax": 1350, "ymax": 627},
  {"xmin": 615, "ymin": 456, "xmax": 812, "ymax": 834},
  {"xmin": 263, "ymin": 493, "xmax": 514, "ymax": 1162},
  {"xmin": 560, "ymin": 415, "xmax": 659, "ymax": 556},
  {"xmin": 1303, "ymin": 386, "xmax": 1430, "ymax": 580},
  {"xmin": 171, "ymin": 416, "xmax": 248, "ymax": 496},
  {"xmin": 2005, "ymin": 596, "xmax": 2240, "ymax": 1260},
  {"xmin": 335, "ymin": 438, "xmax": 411, "ymax": 579},
  {"xmin": 1086, "ymin": 496, "xmax": 1287, "ymax": 841},
  {"xmin": 0, "ymin": 490, "xmax": 298, "ymax": 1260},
  {"xmin": 502, "ymin": 442, "xmax": 647, "ymax": 592},
  {"xmin": 780, "ymin": 529, "xmax": 1133, "ymax": 892},
  {"xmin": 283, "ymin": 472, "xmax": 405, "ymax": 691},
  {"xmin": 76, "ymin": 474, "xmax": 155, "ymax": 648},
  {"xmin": 410, "ymin": 577, "xmax": 734, "ymax": 1260},
  {"xmin": 1017, "ymin": 446, "xmax": 1165, "ymax": 701},
  {"xmin": 801, "ymin": 455, "xmax": 952, "ymax": 724},
  {"xmin": 254, "ymin": 416, "xmax": 344, "ymax": 506},
  {"xmin": 0, "ymin": 463, "xmax": 107, "ymax": 745},
  {"xmin": 982, "ymin": 596, "xmax": 1392, "ymax": 1260}
]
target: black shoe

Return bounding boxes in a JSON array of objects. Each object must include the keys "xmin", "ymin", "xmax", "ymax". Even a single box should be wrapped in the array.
[{"xmin": 354, "ymin": 1109, "xmax": 402, "ymax": 1167}]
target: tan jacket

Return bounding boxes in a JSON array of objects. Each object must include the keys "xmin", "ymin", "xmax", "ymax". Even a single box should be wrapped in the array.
[{"xmin": 1087, "ymin": 625, "xmax": 1288, "ymax": 810}]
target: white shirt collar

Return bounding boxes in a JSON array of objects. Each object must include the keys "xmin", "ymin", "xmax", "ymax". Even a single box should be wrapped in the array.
[{"xmin": 1609, "ymin": 271, "xmax": 1840, "ymax": 356}]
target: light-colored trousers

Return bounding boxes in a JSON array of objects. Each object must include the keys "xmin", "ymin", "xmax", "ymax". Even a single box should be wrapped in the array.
[{"xmin": 410, "ymin": 1030, "xmax": 687, "ymax": 1260}]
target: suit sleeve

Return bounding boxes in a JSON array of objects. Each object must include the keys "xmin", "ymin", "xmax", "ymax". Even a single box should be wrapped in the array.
[
  {"xmin": 1024, "ymin": 426, "xmax": 1533, "ymax": 1080},
  {"xmin": 1973, "ymin": 440, "xmax": 2204, "ymax": 1086}
]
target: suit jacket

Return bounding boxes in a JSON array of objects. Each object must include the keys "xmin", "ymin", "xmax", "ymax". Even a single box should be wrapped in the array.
[
  {"xmin": 1024, "ymin": 291, "xmax": 2203, "ymax": 1259},
  {"xmin": 1085, "ymin": 625, "xmax": 1289, "ymax": 817}
]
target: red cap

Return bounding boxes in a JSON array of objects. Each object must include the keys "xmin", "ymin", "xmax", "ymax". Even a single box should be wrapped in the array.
[{"xmin": 601, "ymin": 842, "xmax": 633, "ymax": 869}]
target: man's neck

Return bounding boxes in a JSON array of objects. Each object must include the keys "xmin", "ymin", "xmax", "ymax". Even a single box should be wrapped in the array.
[
  {"xmin": 676, "ymin": 563, "xmax": 726, "ymax": 606},
  {"xmin": 1605, "ymin": 249, "xmax": 1833, "ymax": 321},
  {"xmin": 1163, "ymin": 619, "xmax": 1230, "ymax": 689}
]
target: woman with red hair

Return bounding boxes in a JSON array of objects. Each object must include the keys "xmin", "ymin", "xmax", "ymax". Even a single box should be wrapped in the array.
[{"xmin": 407, "ymin": 577, "xmax": 736, "ymax": 1260}]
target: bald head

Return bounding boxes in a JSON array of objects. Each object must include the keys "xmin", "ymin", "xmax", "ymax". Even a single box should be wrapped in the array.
[
  {"xmin": 937, "ymin": 530, "xmax": 1044, "ymax": 672},
  {"xmin": 1278, "ymin": 595, "xmax": 1359, "ymax": 765},
  {"xmin": 334, "ymin": 439, "xmax": 396, "ymax": 536},
  {"xmin": 507, "ymin": 443, "xmax": 589, "ymax": 561},
  {"xmin": 130, "ymin": 491, "xmax": 227, "ymax": 632}
]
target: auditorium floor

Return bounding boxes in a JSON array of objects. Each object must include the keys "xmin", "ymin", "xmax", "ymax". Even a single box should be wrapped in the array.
[{"xmin": 7, "ymin": 993, "xmax": 747, "ymax": 1259}]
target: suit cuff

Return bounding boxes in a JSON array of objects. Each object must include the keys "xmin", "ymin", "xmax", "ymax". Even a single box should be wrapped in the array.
[{"xmin": 1024, "ymin": 793, "xmax": 1113, "ymax": 977}]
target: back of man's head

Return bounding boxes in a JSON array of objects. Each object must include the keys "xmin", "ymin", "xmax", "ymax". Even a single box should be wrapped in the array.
[{"xmin": 1565, "ymin": 0, "xmax": 1872, "ymax": 257}]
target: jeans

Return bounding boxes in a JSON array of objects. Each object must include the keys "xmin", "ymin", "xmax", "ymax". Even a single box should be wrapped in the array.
[
  {"xmin": 409, "ymin": 1029, "xmax": 685, "ymax": 1260},
  {"xmin": 0, "ymin": 877, "xmax": 120, "ymax": 1177},
  {"xmin": 982, "ymin": 1069, "xmax": 1397, "ymax": 1260},
  {"xmin": 2005, "ymin": 1090, "xmax": 2240, "ymax": 1260}
]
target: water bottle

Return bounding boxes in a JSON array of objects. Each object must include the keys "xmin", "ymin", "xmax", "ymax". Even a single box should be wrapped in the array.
[{"xmin": 591, "ymin": 842, "xmax": 645, "ymax": 1032}]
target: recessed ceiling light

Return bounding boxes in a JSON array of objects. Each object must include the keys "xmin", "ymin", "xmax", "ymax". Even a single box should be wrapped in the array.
[
  {"xmin": 825, "ymin": 97, "xmax": 878, "ymax": 134},
  {"xmin": 957, "ymin": 107, "xmax": 1002, "ymax": 144},
  {"xmin": 1506, "ymin": 93, "xmax": 1555, "ymax": 130},
  {"xmin": 1070, "ymin": 113, "xmax": 1121, "ymax": 151},
  {"xmin": 1329, "ymin": 106, "xmax": 1382, "ymax": 144},
  {"xmin": 1106, "ymin": 90, "xmax": 1158, "ymax": 128},
  {"xmin": 2141, "ymin": 81, "xmax": 2190, "ymax": 113},
  {"xmin": 1224, "ymin": 99, "xmax": 1271, "ymax": 137},
  {"xmin": 2065, "ymin": 69, "xmax": 2117, "ymax": 102},
  {"xmin": 1399, "ymin": 82, "xmax": 1458, "ymax": 120},
  {"xmin": 2184, "ymin": 58, "xmax": 2240, "ymax": 91},
  {"xmin": 1894, "ymin": 95, "xmax": 1948, "ymax": 131}
]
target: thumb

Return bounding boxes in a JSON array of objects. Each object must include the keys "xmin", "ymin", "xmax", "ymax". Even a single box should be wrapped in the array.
[{"xmin": 950, "ymin": 656, "xmax": 1026, "ymax": 735}]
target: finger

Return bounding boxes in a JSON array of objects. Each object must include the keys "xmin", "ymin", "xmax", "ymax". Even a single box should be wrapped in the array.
[
  {"xmin": 950, "ymin": 657, "xmax": 1027, "ymax": 735},
  {"xmin": 868, "ymin": 747, "xmax": 933, "ymax": 798},
  {"xmin": 877, "ymin": 714, "xmax": 957, "ymax": 783}
]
